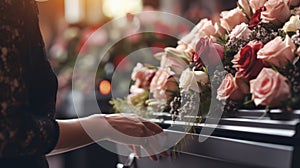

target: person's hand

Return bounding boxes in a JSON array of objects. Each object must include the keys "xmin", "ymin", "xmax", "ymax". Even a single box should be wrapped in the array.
[{"xmin": 103, "ymin": 114, "xmax": 169, "ymax": 161}]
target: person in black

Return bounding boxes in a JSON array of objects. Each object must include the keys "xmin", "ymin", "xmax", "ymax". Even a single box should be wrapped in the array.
[{"xmin": 0, "ymin": 1, "xmax": 168, "ymax": 167}]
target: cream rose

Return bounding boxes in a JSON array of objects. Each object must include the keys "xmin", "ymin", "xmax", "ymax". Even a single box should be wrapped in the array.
[
  {"xmin": 249, "ymin": 0, "xmax": 267, "ymax": 13},
  {"xmin": 261, "ymin": 0, "xmax": 291, "ymax": 26},
  {"xmin": 220, "ymin": 8, "xmax": 248, "ymax": 32},
  {"xmin": 257, "ymin": 35, "xmax": 296, "ymax": 68},
  {"xmin": 282, "ymin": 15, "xmax": 300, "ymax": 33},
  {"xmin": 228, "ymin": 23, "xmax": 253, "ymax": 40},
  {"xmin": 179, "ymin": 68, "xmax": 208, "ymax": 92},
  {"xmin": 217, "ymin": 73, "xmax": 244, "ymax": 101},
  {"xmin": 250, "ymin": 68, "xmax": 291, "ymax": 107}
]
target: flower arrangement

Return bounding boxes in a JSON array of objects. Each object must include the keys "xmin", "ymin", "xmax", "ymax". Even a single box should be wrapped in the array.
[{"xmin": 110, "ymin": 0, "xmax": 300, "ymax": 121}]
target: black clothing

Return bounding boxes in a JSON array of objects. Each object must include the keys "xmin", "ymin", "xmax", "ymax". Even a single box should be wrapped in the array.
[{"xmin": 0, "ymin": 0, "xmax": 59, "ymax": 167}]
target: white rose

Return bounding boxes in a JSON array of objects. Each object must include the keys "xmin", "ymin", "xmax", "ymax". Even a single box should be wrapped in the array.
[
  {"xmin": 179, "ymin": 69, "xmax": 208, "ymax": 92},
  {"xmin": 282, "ymin": 15, "xmax": 300, "ymax": 33},
  {"xmin": 179, "ymin": 68, "xmax": 194, "ymax": 92},
  {"xmin": 194, "ymin": 70, "xmax": 209, "ymax": 84}
]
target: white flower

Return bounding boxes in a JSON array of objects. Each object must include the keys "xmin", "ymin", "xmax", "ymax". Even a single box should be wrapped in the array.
[
  {"xmin": 179, "ymin": 69, "xmax": 208, "ymax": 92},
  {"xmin": 282, "ymin": 15, "xmax": 300, "ymax": 33},
  {"xmin": 194, "ymin": 70, "xmax": 209, "ymax": 84}
]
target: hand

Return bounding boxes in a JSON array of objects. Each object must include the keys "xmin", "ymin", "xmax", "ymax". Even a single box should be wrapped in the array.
[{"xmin": 103, "ymin": 114, "xmax": 169, "ymax": 160}]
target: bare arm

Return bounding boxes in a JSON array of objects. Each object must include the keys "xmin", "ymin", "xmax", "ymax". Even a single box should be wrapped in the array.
[
  {"xmin": 49, "ymin": 114, "xmax": 169, "ymax": 160},
  {"xmin": 48, "ymin": 116, "xmax": 95, "ymax": 155}
]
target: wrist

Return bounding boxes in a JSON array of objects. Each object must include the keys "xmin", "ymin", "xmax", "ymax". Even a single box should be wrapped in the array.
[{"xmin": 80, "ymin": 114, "xmax": 110, "ymax": 141}]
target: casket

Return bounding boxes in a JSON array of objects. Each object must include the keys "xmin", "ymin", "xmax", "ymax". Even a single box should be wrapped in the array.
[{"xmin": 117, "ymin": 110, "xmax": 300, "ymax": 168}]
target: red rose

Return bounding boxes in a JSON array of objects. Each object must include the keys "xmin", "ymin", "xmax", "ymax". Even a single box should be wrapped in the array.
[
  {"xmin": 232, "ymin": 41, "xmax": 264, "ymax": 80},
  {"xmin": 193, "ymin": 37, "xmax": 224, "ymax": 68},
  {"xmin": 249, "ymin": 6, "xmax": 266, "ymax": 30}
]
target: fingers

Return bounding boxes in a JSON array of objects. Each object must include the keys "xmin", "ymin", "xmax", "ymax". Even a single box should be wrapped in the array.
[
  {"xmin": 160, "ymin": 151, "xmax": 169, "ymax": 158},
  {"xmin": 138, "ymin": 118, "xmax": 169, "ymax": 160},
  {"xmin": 105, "ymin": 114, "xmax": 170, "ymax": 160},
  {"xmin": 141, "ymin": 121, "xmax": 163, "ymax": 135},
  {"xmin": 141, "ymin": 137, "xmax": 169, "ymax": 161},
  {"xmin": 127, "ymin": 145, "xmax": 141, "ymax": 158}
]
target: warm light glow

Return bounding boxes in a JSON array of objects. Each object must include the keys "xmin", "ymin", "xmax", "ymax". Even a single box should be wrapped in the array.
[
  {"xmin": 102, "ymin": 0, "xmax": 143, "ymax": 18},
  {"xmin": 99, "ymin": 80, "xmax": 111, "ymax": 95},
  {"xmin": 64, "ymin": 0, "xmax": 84, "ymax": 23},
  {"xmin": 86, "ymin": 0, "xmax": 103, "ymax": 24}
]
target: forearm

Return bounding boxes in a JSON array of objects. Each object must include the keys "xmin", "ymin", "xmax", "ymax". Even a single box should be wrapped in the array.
[
  {"xmin": 48, "ymin": 113, "xmax": 168, "ymax": 161},
  {"xmin": 49, "ymin": 114, "xmax": 105, "ymax": 156}
]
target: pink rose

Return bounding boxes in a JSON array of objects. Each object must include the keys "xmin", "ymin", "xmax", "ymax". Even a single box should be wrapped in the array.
[
  {"xmin": 196, "ymin": 18, "xmax": 217, "ymax": 38},
  {"xmin": 249, "ymin": 0, "xmax": 267, "ymax": 13},
  {"xmin": 193, "ymin": 37, "xmax": 224, "ymax": 68},
  {"xmin": 232, "ymin": 41, "xmax": 264, "ymax": 80},
  {"xmin": 250, "ymin": 68, "xmax": 291, "ymax": 107},
  {"xmin": 156, "ymin": 47, "xmax": 192, "ymax": 75},
  {"xmin": 261, "ymin": 0, "xmax": 291, "ymax": 26},
  {"xmin": 235, "ymin": 73, "xmax": 251, "ymax": 94},
  {"xmin": 179, "ymin": 18, "xmax": 217, "ymax": 51},
  {"xmin": 257, "ymin": 36, "xmax": 296, "ymax": 68},
  {"xmin": 217, "ymin": 73, "xmax": 244, "ymax": 101},
  {"xmin": 220, "ymin": 8, "xmax": 248, "ymax": 32},
  {"xmin": 150, "ymin": 68, "xmax": 175, "ymax": 100},
  {"xmin": 131, "ymin": 63, "xmax": 156, "ymax": 89},
  {"xmin": 229, "ymin": 23, "xmax": 253, "ymax": 40}
]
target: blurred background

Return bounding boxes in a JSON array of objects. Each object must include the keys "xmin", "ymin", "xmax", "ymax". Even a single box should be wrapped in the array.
[{"xmin": 37, "ymin": 0, "xmax": 236, "ymax": 167}]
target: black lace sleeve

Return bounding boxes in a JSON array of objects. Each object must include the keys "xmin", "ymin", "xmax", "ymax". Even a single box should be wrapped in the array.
[{"xmin": 0, "ymin": 0, "xmax": 59, "ymax": 157}]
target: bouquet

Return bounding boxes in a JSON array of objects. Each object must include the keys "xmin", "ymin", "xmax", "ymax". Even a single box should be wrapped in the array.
[{"xmin": 110, "ymin": 0, "xmax": 300, "ymax": 121}]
